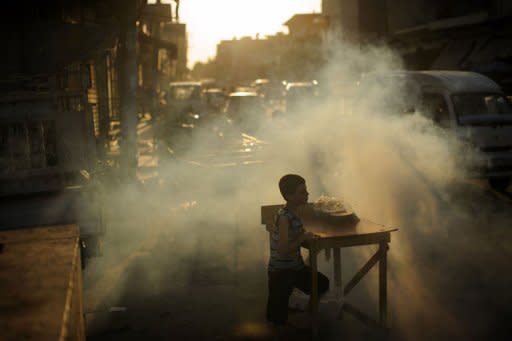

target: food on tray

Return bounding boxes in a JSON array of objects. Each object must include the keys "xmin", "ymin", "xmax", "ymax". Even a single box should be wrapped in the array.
[
  {"xmin": 312, "ymin": 195, "xmax": 350, "ymax": 215},
  {"xmin": 312, "ymin": 195, "xmax": 359, "ymax": 225}
]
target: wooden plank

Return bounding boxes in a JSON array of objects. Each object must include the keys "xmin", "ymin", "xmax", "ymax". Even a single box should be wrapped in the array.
[
  {"xmin": 344, "ymin": 248, "xmax": 382, "ymax": 296},
  {"xmin": 261, "ymin": 204, "xmax": 398, "ymax": 241},
  {"xmin": 59, "ymin": 240, "xmax": 85, "ymax": 341},
  {"xmin": 333, "ymin": 247, "xmax": 341, "ymax": 287},
  {"xmin": 0, "ymin": 225, "xmax": 85, "ymax": 340},
  {"xmin": 379, "ymin": 242, "xmax": 388, "ymax": 327},
  {"xmin": 302, "ymin": 217, "xmax": 397, "ymax": 239},
  {"xmin": 333, "ymin": 247, "xmax": 342, "ymax": 298},
  {"xmin": 260, "ymin": 204, "xmax": 282, "ymax": 225},
  {"xmin": 0, "ymin": 224, "xmax": 79, "ymax": 244},
  {"xmin": 333, "ymin": 246, "xmax": 344, "ymax": 321},
  {"xmin": 309, "ymin": 247, "xmax": 319, "ymax": 338},
  {"xmin": 303, "ymin": 232, "xmax": 390, "ymax": 249}
]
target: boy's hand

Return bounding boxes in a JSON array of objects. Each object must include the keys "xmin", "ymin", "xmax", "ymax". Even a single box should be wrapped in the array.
[{"xmin": 302, "ymin": 231, "xmax": 320, "ymax": 241}]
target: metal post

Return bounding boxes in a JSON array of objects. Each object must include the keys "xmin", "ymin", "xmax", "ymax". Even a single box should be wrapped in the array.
[
  {"xmin": 95, "ymin": 52, "xmax": 110, "ymax": 159},
  {"xmin": 152, "ymin": 16, "xmax": 161, "ymax": 122}
]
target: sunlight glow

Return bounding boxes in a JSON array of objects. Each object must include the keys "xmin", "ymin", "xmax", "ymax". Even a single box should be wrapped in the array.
[{"xmin": 179, "ymin": 0, "xmax": 321, "ymax": 67}]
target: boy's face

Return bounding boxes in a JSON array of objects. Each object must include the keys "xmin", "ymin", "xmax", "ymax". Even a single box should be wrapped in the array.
[{"xmin": 287, "ymin": 183, "xmax": 309, "ymax": 206}]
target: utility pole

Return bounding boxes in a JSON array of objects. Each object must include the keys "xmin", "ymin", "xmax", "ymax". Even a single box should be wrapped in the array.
[
  {"xmin": 152, "ymin": 1, "xmax": 162, "ymax": 123},
  {"xmin": 174, "ymin": 0, "xmax": 180, "ymax": 22},
  {"xmin": 118, "ymin": 0, "xmax": 138, "ymax": 180}
]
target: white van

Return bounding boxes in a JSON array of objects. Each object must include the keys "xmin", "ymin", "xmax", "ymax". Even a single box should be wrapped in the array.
[{"xmin": 358, "ymin": 71, "xmax": 512, "ymax": 191}]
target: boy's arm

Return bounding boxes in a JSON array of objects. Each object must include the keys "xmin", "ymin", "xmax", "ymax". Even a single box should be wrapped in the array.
[
  {"xmin": 277, "ymin": 216, "xmax": 291, "ymax": 256},
  {"xmin": 277, "ymin": 218, "xmax": 317, "ymax": 256}
]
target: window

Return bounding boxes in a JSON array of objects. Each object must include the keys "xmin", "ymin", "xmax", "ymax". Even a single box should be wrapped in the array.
[
  {"xmin": 43, "ymin": 121, "xmax": 58, "ymax": 167},
  {"xmin": 420, "ymin": 93, "xmax": 450, "ymax": 128},
  {"xmin": 170, "ymin": 85, "xmax": 202, "ymax": 101},
  {"xmin": 11, "ymin": 123, "xmax": 30, "ymax": 170},
  {"xmin": 28, "ymin": 122, "xmax": 45, "ymax": 168},
  {"xmin": 452, "ymin": 93, "xmax": 512, "ymax": 117},
  {"xmin": 0, "ymin": 125, "xmax": 9, "ymax": 174},
  {"xmin": 0, "ymin": 121, "xmax": 59, "ymax": 173}
]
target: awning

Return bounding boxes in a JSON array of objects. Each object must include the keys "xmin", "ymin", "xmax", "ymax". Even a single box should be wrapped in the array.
[
  {"xmin": 472, "ymin": 61, "xmax": 512, "ymax": 74},
  {"xmin": 430, "ymin": 39, "xmax": 476, "ymax": 69},
  {"xmin": 466, "ymin": 37, "xmax": 512, "ymax": 86}
]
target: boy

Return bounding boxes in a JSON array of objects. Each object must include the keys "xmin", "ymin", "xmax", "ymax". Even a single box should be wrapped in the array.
[{"xmin": 266, "ymin": 174, "xmax": 329, "ymax": 326}]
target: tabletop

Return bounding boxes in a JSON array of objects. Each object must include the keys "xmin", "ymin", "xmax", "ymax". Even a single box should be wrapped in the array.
[{"xmin": 261, "ymin": 204, "xmax": 398, "ymax": 247}]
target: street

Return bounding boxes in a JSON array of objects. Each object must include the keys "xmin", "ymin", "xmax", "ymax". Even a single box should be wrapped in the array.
[{"xmin": 82, "ymin": 118, "xmax": 512, "ymax": 341}]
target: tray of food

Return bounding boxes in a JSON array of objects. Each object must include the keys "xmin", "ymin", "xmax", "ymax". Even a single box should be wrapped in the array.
[{"xmin": 311, "ymin": 195, "xmax": 359, "ymax": 225}]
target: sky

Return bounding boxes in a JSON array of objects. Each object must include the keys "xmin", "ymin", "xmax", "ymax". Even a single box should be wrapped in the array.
[{"xmin": 175, "ymin": 0, "xmax": 321, "ymax": 68}]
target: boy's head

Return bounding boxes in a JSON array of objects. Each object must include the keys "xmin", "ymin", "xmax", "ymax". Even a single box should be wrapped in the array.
[{"xmin": 279, "ymin": 174, "xmax": 308, "ymax": 204}]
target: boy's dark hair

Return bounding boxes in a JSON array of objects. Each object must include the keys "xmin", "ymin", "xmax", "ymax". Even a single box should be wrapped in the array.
[{"xmin": 279, "ymin": 174, "xmax": 305, "ymax": 200}]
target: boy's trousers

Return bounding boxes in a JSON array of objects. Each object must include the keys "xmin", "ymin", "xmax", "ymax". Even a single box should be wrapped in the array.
[{"xmin": 266, "ymin": 266, "xmax": 329, "ymax": 325}]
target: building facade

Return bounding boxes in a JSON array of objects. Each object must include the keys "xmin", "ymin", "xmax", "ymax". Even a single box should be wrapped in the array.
[
  {"xmin": 213, "ymin": 13, "xmax": 329, "ymax": 87},
  {"xmin": 0, "ymin": 0, "xmax": 185, "ymax": 179},
  {"xmin": 322, "ymin": 0, "xmax": 512, "ymax": 93}
]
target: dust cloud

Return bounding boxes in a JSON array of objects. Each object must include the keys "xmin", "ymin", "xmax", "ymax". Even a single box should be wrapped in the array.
[{"xmin": 85, "ymin": 35, "xmax": 512, "ymax": 340}]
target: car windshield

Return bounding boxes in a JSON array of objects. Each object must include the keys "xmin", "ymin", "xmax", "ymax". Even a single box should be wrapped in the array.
[
  {"xmin": 226, "ymin": 96, "xmax": 263, "ymax": 113},
  {"xmin": 452, "ymin": 93, "xmax": 512, "ymax": 117},
  {"xmin": 169, "ymin": 85, "xmax": 202, "ymax": 101},
  {"xmin": 287, "ymin": 85, "xmax": 316, "ymax": 98}
]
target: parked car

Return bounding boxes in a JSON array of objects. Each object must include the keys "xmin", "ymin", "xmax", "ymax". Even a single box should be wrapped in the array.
[
  {"xmin": 166, "ymin": 81, "xmax": 205, "ymax": 116},
  {"xmin": 203, "ymin": 88, "xmax": 226, "ymax": 114},
  {"xmin": 358, "ymin": 70, "xmax": 512, "ymax": 191},
  {"xmin": 251, "ymin": 79, "xmax": 270, "ymax": 96},
  {"xmin": 224, "ymin": 91, "xmax": 267, "ymax": 133},
  {"xmin": 157, "ymin": 81, "xmax": 206, "ymax": 153},
  {"xmin": 284, "ymin": 81, "xmax": 320, "ymax": 113}
]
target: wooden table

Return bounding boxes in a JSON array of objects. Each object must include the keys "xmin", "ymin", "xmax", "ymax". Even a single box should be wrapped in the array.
[{"xmin": 261, "ymin": 204, "xmax": 398, "ymax": 337}]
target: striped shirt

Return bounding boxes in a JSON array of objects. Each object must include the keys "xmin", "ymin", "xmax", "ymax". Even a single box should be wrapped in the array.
[{"xmin": 268, "ymin": 207, "xmax": 305, "ymax": 272}]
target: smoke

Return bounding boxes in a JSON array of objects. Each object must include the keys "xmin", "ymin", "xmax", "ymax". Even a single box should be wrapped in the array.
[{"xmin": 84, "ymin": 36, "xmax": 512, "ymax": 340}]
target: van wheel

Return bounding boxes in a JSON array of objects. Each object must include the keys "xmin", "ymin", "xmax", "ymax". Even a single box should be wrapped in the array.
[{"xmin": 489, "ymin": 177, "xmax": 511, "ymax": 192}]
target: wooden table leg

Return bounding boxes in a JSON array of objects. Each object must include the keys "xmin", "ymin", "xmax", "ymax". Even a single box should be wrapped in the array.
[
  {"xmin": 333, "ymin": 247, "xmax": 343, "ymax": 320},
  {"xmin": 309, "ymin": 246, "xmax": 319, "ymax": 338},
  {"xmin": 333, "ymin": 247, "xmax": 342, "ymax": 297},
  {"xmin": 379, "ymin": 242, "xmax": 388, "ymax": 327}
]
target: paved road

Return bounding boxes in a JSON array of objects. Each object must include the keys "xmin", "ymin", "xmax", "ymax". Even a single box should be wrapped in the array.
[{"xmin": 83, "ymin": 120, "xmax": 512, "ymax": 340}]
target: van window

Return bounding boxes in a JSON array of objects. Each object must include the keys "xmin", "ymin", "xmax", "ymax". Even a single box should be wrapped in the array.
[
  {"xmin": 453, "ymin": 93, "xmax": 512, "ymax": 117},
  {"xmin": 420, "ymin": 93, "xmax": 450, "ymax": 127}
]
